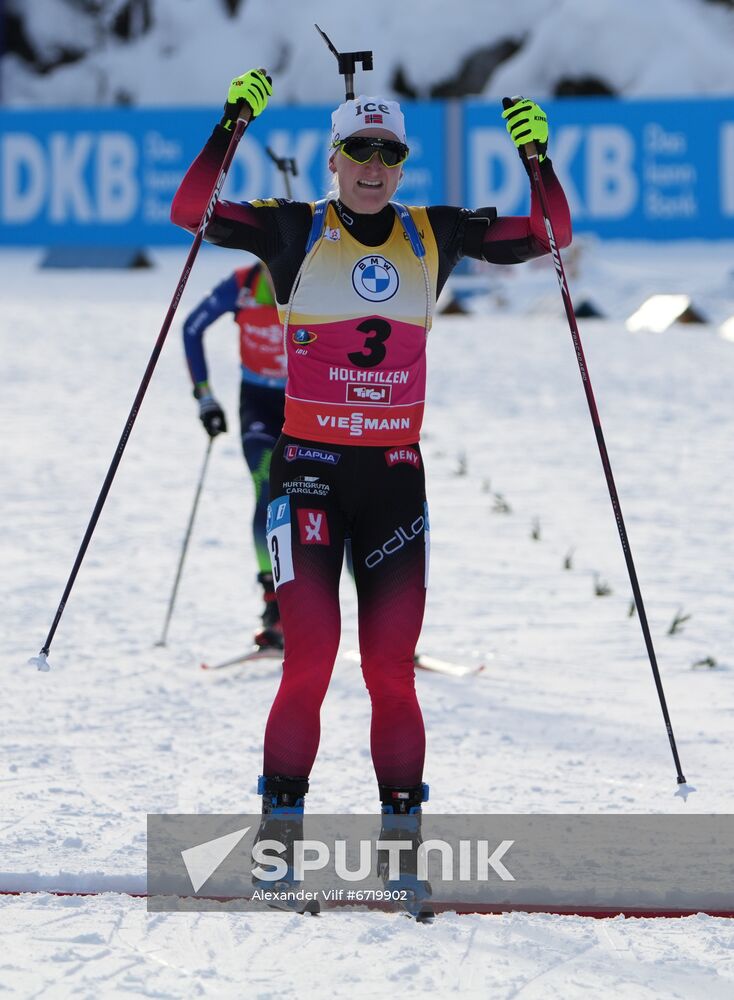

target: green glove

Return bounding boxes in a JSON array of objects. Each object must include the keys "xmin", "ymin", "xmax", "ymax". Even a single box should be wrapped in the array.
[
  {"xmin": 221, "ymin": 69, "xmax": 273, "ymax": 129},
  {"xmin": 501, "ymin": 98, "xmax": 548, "ymax": 161}
]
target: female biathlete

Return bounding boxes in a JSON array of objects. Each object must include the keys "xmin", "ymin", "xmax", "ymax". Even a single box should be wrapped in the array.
[{"xmin": 172, "ymin": 70, "xmax": 571, "ymax": 906}]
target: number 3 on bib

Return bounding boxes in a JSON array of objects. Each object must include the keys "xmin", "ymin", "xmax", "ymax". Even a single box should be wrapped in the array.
[{"xmin": 348, "ymin": 318, "xmax": 391, "ymax": 368}]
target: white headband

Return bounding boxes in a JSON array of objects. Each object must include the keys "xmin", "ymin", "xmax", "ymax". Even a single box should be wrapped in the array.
[{"xmin": 330, "ymin": 96, "xmax": 407, "ymax": 147}]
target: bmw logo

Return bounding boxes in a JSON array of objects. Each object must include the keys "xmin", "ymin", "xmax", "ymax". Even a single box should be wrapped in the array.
[{"xmin": 351, "ymin": 255, "xmax": 400, "ymax": 302}]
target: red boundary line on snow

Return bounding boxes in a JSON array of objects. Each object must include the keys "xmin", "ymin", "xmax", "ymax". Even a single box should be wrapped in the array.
[
  {"xmin": 438, "ymin": 904, "xmax": 734, "ymax": 919},
  {"xmin": 1, "ymin": 889, "xmax": 732, "ymax": 918}
]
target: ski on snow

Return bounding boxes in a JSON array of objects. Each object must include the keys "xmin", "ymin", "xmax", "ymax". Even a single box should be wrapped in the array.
[
  {"xmin": 413, "ymin": 653, "xmax": 485, "ymax": 678},
  {"xmin": 200, "ymin": 646, "xmax": 283, "ymax": 671},
  {"xmin": 201, "ymin": 648, "xmax": 485, "ymax": 677},
  {"xmin": 343, "ymin": 649, "xmax": 485, "ymax": 678}
]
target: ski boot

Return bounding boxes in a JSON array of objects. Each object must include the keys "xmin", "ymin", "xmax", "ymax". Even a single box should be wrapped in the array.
[
  {"xmin": 378, "ymin": 782, "xmax": 433, "ymax": 923},
  {"xmin": 251, "ymin": 775, "xmax": 318, "ymax": 914},
  {"xmin": 254, "ymin": 571, "xmax": 283, "ymax": 651}
]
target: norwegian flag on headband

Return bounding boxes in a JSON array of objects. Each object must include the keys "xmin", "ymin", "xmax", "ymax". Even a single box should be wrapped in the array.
[{"xmin": 364, "ymin": 113, "xmax": 383, "ymax": 124}]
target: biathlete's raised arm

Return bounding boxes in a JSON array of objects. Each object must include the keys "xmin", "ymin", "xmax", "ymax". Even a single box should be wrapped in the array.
[{"xmin": 171, "ymin": 71, "xmax": 571, "ymax": 304}]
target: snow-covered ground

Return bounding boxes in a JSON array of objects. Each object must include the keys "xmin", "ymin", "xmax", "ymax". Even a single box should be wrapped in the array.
[{"xmin": 2, "ymin": 239, "xmax": 734, "ymax": 996}]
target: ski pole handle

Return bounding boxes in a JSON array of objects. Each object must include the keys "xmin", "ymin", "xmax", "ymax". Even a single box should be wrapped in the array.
[
  {"xmin": 237, "ymin": 69, "xmax": 270, "ymax": 123},
  {"xmin": 502, "ymin": 96, "xmax": 539, "ymax": 162}
]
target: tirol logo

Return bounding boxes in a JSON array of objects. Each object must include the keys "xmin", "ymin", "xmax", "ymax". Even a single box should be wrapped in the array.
[
  {"xmin": 352, "ymin": 255, "xmax": 400, "ymax": 303},
  {"xmin": 293, "ymin": 328, "xmax": 317, "ymax": 345},
  {"xmin": 347, "ymin": 383, "xmax": 392, "ymax": 405}
]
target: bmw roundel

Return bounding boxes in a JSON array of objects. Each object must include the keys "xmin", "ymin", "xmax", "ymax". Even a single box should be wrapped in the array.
[{"xmin": 351, "ymin": 255, "xmax": 400, "ymax": 303}]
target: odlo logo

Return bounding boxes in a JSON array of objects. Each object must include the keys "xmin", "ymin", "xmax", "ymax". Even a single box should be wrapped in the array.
[{"xmin": 365, "ymin": 515, "xmax": 424, "ymax": 569}]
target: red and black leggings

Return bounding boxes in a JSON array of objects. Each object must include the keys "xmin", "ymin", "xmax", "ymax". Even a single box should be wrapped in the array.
[{"xmin": 264, "ymin": 435, "xmax": 429, "ymax": 788}]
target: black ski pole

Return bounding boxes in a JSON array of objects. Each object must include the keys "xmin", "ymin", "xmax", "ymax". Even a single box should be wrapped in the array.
[
  {"xmin": 29, "ymin": 107, "xmax": 256, "ymax": 672},
  {"xmin": 502, "ymin": 97, "xmax": 690, "ymax": 793},
  {"xmin": 265, "ymin": 146, "xmax": 297, "ymax": 199},
  {"xmin": 154, "ymin": 437, "xmax": 214, "ymax": 647}
]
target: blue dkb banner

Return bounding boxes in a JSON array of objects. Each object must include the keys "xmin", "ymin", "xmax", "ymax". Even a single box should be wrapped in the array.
[
  {"xmin": 0, "ymin": 98, "xmax": 731, "ymax": 245},
  {"xmin": 0, "ymin": 104, "xmax": 444, "ymax": 247},
  {"xmin": 464, "ymin": 96, "xmax": 734, "ymax": 240}
]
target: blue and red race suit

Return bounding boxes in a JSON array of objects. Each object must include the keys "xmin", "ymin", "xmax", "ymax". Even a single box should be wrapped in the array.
[{"xmin": 183, "ymin": 263, "xmax": 286, "ymax": 575}]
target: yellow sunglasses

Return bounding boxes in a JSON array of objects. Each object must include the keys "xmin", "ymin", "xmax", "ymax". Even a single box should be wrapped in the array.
[{"xmin": 337, "ymin": 137, "xmax": 410, "ymax": 168}]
